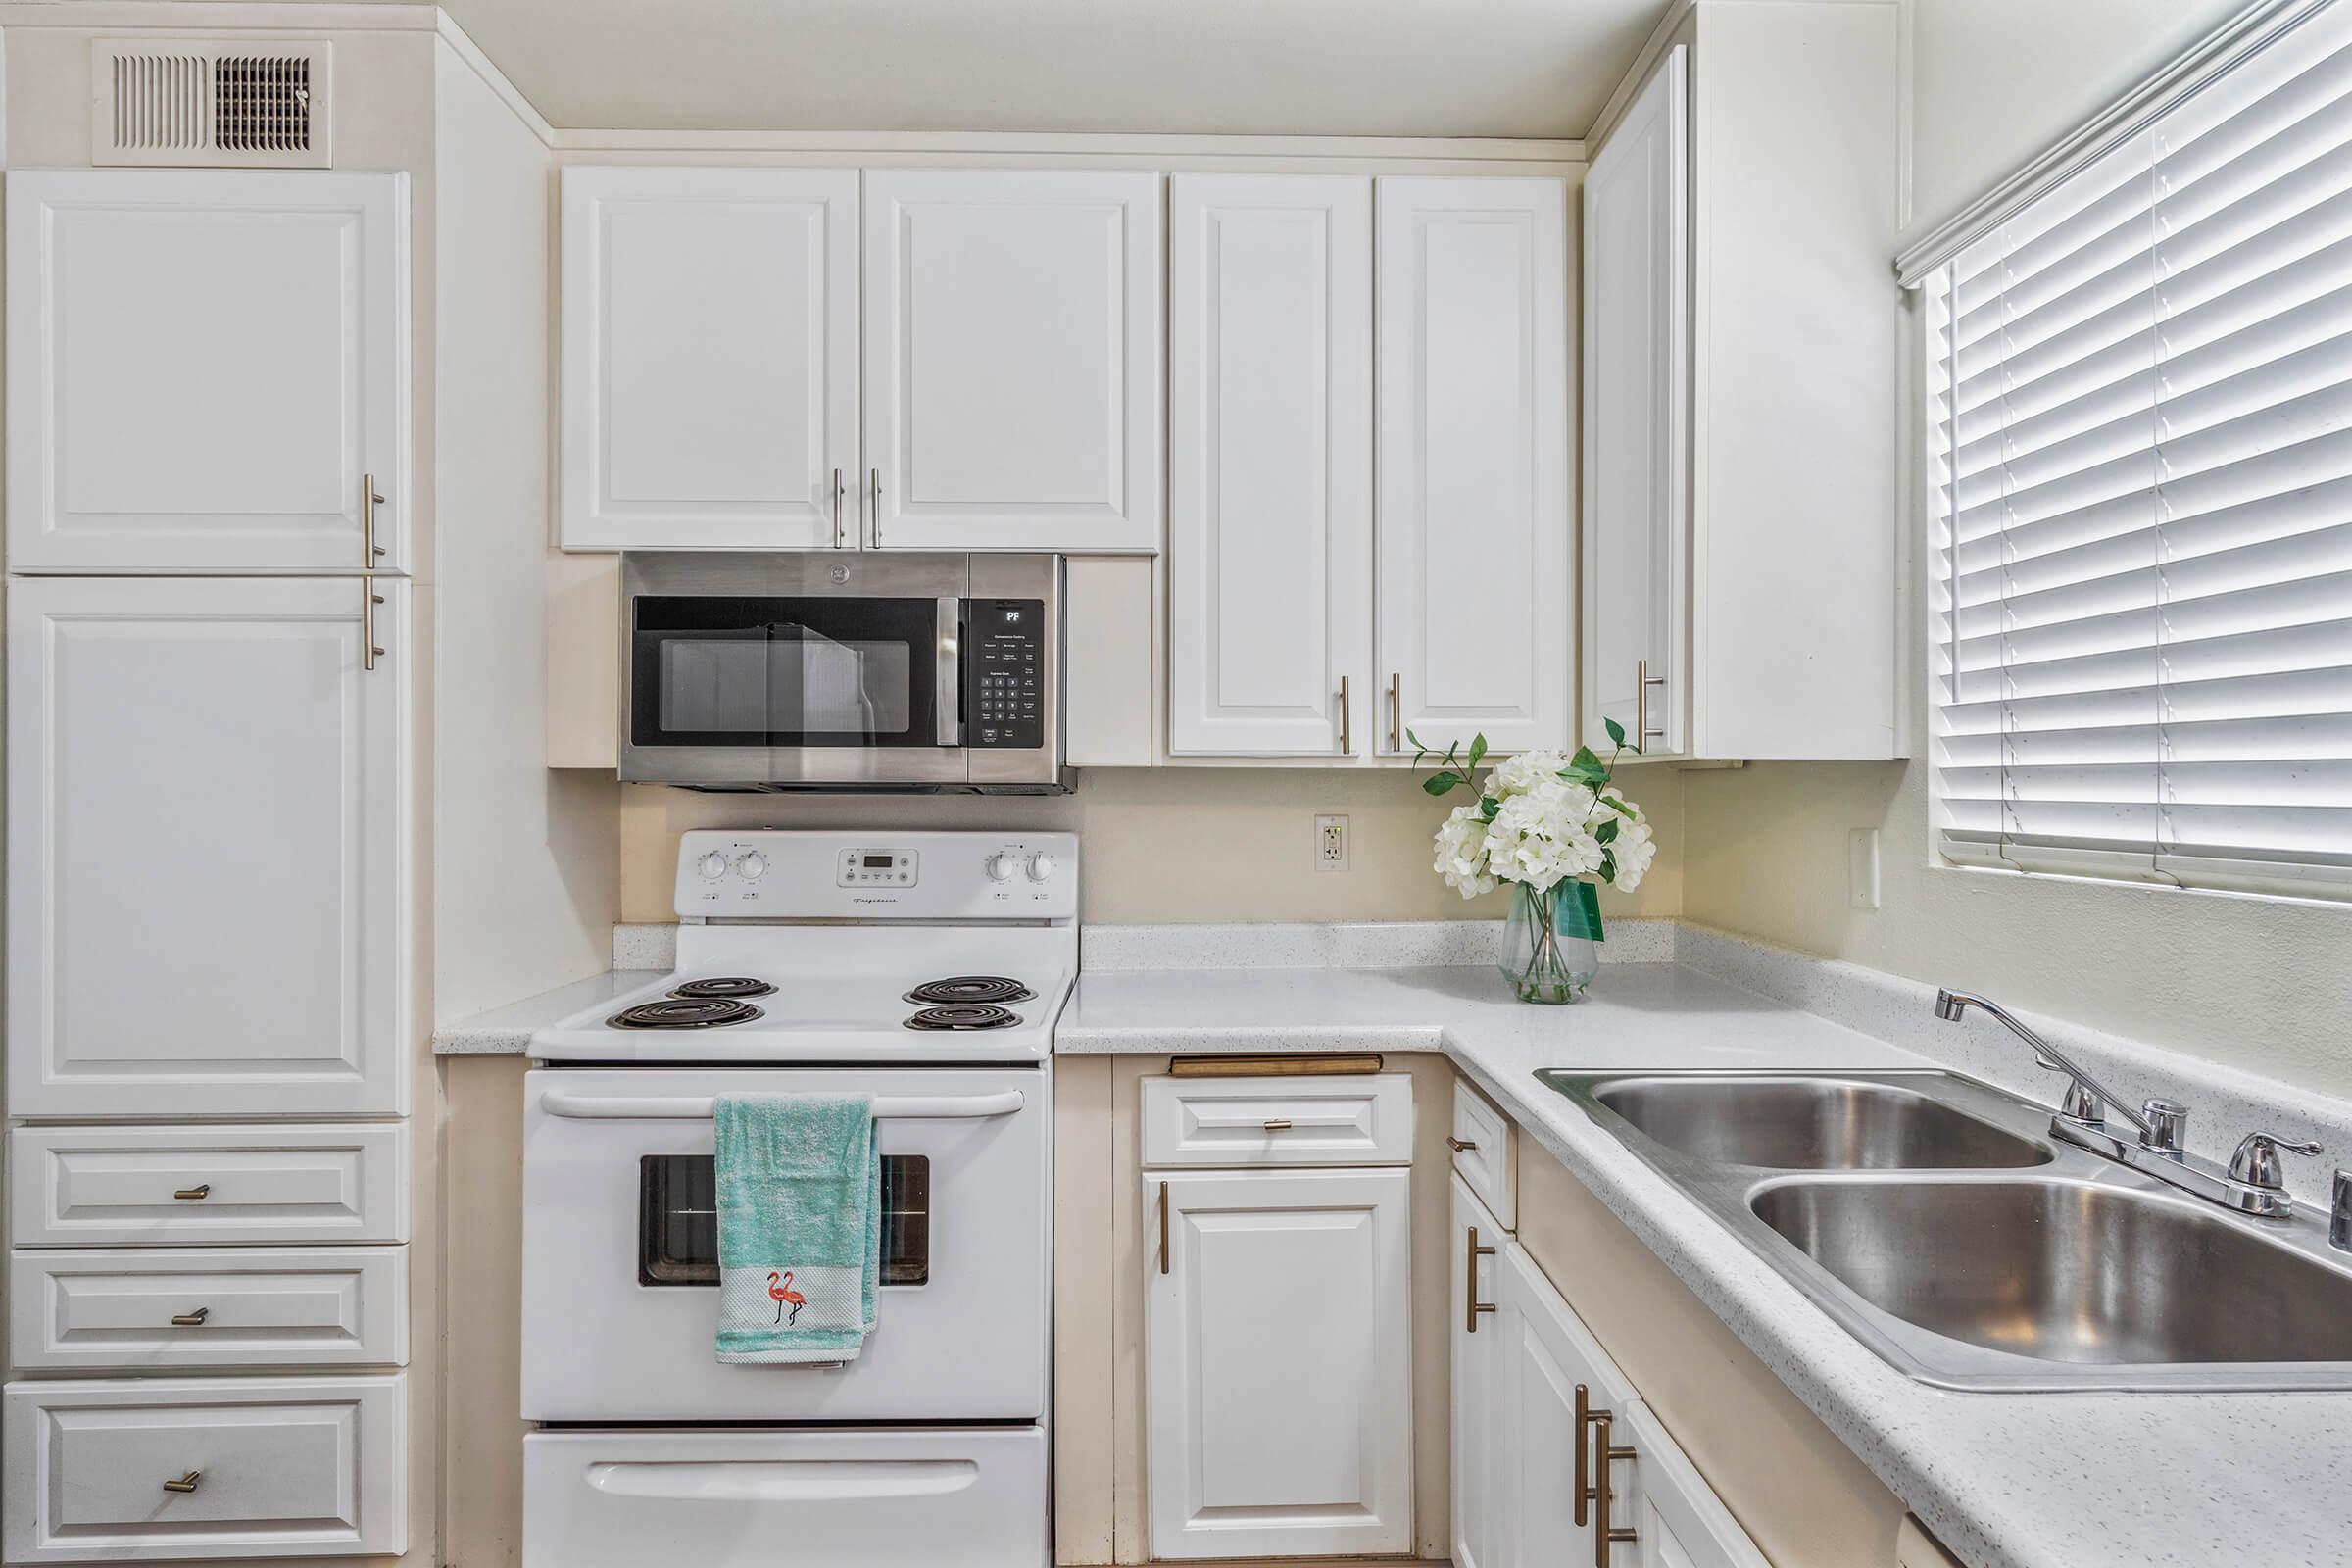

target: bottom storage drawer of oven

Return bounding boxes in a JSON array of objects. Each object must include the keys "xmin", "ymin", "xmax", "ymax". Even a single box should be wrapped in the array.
[
  {"xmin": 2, "ymin": 1374, "xmax": 407, "ymax": 1563},
  {"xmin": 523, "ymin": 1425, "xmax": 1047, "ymax": 1568}
]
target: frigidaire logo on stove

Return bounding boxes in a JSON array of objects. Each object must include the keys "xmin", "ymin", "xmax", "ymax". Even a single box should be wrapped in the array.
[{"xmin": 851, "ymin": 895, "xmax": 900, "ymax": 906}]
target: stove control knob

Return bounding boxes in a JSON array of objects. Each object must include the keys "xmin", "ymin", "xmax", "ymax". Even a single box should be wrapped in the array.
[
  {"xmin": 985, "ymin": 852, "xmax": 1018, "ymax": 883},
  {"xmin": 696, "ymin": 851, "xmax": 728, "ymax": 881},
  {"xmin": 1025, "ymin": 852, "xmax": 1056, "ymax": 883},
  {"xmin": 735, "ymin": 851, "xmax": 768, "ymax": 881}
]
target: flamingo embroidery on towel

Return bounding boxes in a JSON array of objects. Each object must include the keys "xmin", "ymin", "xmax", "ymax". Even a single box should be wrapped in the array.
[{"xmin": 767, "ymin": 1271, "xmax": 807, "ymax": 1326}]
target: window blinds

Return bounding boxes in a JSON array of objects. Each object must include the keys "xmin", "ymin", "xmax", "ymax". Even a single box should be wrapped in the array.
[{"xmin": 1927, "ymin": 0, "xmax": 2352, "ymax": 897}]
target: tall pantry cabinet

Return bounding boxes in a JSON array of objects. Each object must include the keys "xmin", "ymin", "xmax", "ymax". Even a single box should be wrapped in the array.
[{"xmin": 3, "ymin": 167, "xmax": 416, "ymax": 1563}]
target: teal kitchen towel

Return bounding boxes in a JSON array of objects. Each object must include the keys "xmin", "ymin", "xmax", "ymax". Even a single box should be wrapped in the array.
[{"xmin": 714, "ymin": 1093, "xmax": 880, "ymax": 1364}]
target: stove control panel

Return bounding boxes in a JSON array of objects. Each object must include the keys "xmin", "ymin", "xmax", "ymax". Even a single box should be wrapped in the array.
[{"xmin": 677, "ymin": 830, "xmax": 1078, "ymax": 920}]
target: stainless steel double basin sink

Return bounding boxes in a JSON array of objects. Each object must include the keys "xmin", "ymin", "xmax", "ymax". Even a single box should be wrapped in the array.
[{"xmin": 1539, "ymin": 1069, "xmax": 2352, "ymax": 1392}]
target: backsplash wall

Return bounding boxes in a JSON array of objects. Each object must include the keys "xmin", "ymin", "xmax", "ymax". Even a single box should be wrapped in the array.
[{"xmin": 618, "ymin": 764, "xmax": 1686, "ymax": 925}]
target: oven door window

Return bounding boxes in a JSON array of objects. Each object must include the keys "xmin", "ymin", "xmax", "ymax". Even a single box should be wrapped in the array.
[
  {"xmin": 630, "ymin": 596, "xmax": 942, "ymax": 749},
  {"xmin": 639, "ymin": 1154, "xmax": 930, "ymax": 1288}
]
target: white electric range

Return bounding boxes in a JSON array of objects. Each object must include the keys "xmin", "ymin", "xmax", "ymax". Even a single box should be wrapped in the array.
[{"xmin": 519, "ymin": 829, "xmax": 1071, "ymax": 1568}]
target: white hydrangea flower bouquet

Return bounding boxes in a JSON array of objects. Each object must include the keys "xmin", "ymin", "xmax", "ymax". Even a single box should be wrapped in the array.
[{"xmin": 1414, "ymin": 719, "xmax": 1654, "ymax": 1004}]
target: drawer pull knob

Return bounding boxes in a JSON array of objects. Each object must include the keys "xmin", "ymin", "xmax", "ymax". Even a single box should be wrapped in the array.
[
  {"xmin": 162, "ymin": 1471, "xmax": 203, "ymax": 1494},
  {"xmin": 1446, "ymin": 1136, "xmax": 1478, "ymax": 1153},
  {"xmin": 1262, "ymin": 1118, "xmax": 1294, "ymax": 1132},
  {"xmin": 172, "ymin": 1307, "xmax": 211, "ymax": 1327},
  {"xmin": 172, "ymin": 1184, "xmax": 212, "ymax": 1200}
]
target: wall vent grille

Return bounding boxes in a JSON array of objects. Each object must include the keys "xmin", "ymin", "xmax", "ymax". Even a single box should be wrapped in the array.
[{"xmin": 92, "ymin": 40, "xmax": 331, "ymax": 167}]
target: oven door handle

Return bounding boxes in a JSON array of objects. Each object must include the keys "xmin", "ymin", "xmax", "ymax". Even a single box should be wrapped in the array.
[
  {"xmin": 538, "ymin": 1090, "xmax": 1025, "ymax": 1121},
  {"xmin": 936, "ymin": 597, "xmax": 963, "ymax": 748}
]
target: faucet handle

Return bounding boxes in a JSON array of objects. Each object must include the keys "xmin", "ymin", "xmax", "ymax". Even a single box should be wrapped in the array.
[
  {"xmin": 2139, "ymin": 1100, "xmax": 2189, "ymax": 1155},
  {"xmin": 2228, "ymin": 1132, "xmax": 2323, "ymax": 1193}
]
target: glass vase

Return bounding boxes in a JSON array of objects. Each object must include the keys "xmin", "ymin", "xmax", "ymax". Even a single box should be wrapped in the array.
[{"xmin": 1498, "ymin": 880, "xmax": 1603, "ymax": 1004}]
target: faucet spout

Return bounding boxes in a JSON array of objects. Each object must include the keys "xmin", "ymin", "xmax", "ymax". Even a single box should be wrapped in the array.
[{"xmin": 1931, "ymin": 988, "xmax": 2156, "ymax": 1142}]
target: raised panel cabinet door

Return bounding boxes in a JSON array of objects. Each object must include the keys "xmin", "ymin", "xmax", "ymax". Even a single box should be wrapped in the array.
[
  {"xmin": 1449, "ymin": 1175, "xmax": 1507, "ymax": 1568},
  {"xmin": 1496, "ymin": 1240, "xmax": 1640, "ymax": 1568},
  {"xmin": 1144, "ymin": 1167, "xmax": 1412, "ymax": 1560},
  {"xmin": 6, "ymin": 578, "xmax": 407, "ymax": 1119},
  {"xmin": 1582, "ymin": 48, "xmax": 1690, "ymax": 758},
  {"xmin": 1374, "ymin": 176, "xmax": 1571, "ymax": 757},
  {"xmin": 1167, "ymin": 174, "xmax": 1372, "ymax": 756},
  {"xmin": 560, "ymin": 167, "xmax": 858, "ymax": 551},
  {"xmin": 863, "ymin": 170, "xmax": 1162, "ymax": 553},
  {"xmin": 6, "ymin": 171, "xmax": 408, "ymax": 574}
]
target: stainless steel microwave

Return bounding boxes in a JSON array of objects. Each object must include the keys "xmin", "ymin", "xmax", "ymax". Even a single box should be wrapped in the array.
[{"xmin": 619, "ymin": 553, "xmax": 1066, "ymax": 791}]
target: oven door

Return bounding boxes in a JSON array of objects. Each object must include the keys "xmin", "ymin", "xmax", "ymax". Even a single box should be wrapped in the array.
[
  {"xmin": 620, "ymin": 553, "xmax": 965, "ymax": 787},
  {"xmin": 521, "ymin": 1065, "xmax": 1048, "ymax": 1422}
]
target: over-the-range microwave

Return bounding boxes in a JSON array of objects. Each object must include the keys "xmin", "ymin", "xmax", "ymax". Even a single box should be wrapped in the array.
[{"xmin": 619, "ymin": 552, "xmax": 1067, "ymax": 792}]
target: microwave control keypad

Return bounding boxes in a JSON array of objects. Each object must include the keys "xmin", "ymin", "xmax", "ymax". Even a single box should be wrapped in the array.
[{"xmin": 968, "ymin": 599, "xmax": 1047, "ymax": 749}]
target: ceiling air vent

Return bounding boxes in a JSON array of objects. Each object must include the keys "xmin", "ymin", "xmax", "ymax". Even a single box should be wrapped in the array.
[{"xmin": 91, "ymin": 39, "xmax": 332, "ymax": 168}]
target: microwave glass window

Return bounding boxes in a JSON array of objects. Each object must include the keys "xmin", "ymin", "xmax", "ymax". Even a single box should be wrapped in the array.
[
  {"xmin": 631, "ymin": 595, "xmax": 939, "ymax": 748},
  {"xmin": 639, "ymin": 1154, "xmax": 931, "ymax": 1288}
]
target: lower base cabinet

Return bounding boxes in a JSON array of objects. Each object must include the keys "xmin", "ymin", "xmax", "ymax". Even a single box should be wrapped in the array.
[
  {"xmin": 1144, "ymin": 1165, "xmax": 1413, "ymax": 1560},
  {"xmin": 1, "ymin": 1374, "xmax": 407, "ymax": 1562}
]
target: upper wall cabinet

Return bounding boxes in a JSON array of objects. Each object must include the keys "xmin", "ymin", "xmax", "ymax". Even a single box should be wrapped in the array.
[
  {"xmin": 1376, "ymin": 177, "xmax": 1571, "ymax": 758},
  {"xmin": 1582, "ymin": 4, "xmax": 1901, "ymax": 761},
  {"xmin": 561, "ymin": 168, "xmax": 858, "ymax": 552},
  {"xmin": 6, "ymin": 171, "xmax": 409, "ymax": 575},
  {"xmin": 1167, "ymin": 174, "xmax": 1371, "ymax": 756},
  {"xmin": 863, "ymin": 170, "xmax": 1162, "ymax": 553}
]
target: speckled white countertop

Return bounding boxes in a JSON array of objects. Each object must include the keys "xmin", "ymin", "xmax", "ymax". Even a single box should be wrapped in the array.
[{"xmin": 1061, "ymin": 949, "xmax": 2352, "ymax": 1568}]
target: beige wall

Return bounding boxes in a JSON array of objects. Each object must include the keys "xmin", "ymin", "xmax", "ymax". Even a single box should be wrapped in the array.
[
  {"xmin": 1681, "ymin": 0, "xmax": 2352, "ymax": 1097},
  {"xmin": 617, "ymin": 764, "xmax": 1684, "ymax": 927}
]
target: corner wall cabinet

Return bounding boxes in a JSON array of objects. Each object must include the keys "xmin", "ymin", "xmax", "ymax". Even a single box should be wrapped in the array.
[
  {"xmin": 1141, "ymin": 1074, "xmax": 1414, "ymax": 1559},
  {"xmin": 5, "ymin": 171, "xmax": 409, "ymax": 576},
  {"xmin": 560, "ymin": 167, "xmax": 1163, "ymax": 554},
  {"xmin": 1167, "ymin": 173, "xmax": 1571, "ymax": 759},
  {"xmin": 1581, "ymin": 2, "xmax": 1901, "ymax": 761}
]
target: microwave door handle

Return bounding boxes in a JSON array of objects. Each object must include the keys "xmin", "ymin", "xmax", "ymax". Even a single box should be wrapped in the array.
[{"xmin": 937, "ymin": 597, "xmax": 963, "ymax": 747}]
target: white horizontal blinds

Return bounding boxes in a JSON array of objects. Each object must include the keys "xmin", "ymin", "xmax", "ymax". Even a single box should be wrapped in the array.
[{"xmin": 1931, "ymin": 0, "xmax": 2352, "ymax": 896}]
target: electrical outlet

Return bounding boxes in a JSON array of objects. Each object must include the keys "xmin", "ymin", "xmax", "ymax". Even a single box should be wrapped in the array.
[{"xmin": 1315, "ymin": 814, "xmax": 1349, "ymax": 872}]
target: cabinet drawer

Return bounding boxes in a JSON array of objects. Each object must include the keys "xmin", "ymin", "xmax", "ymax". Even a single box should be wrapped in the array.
[
  {"xmin": 1141, "ymin": 1074, "xmax": 1413, "ymax": 1166},
  {"xmin": 10, "ymin": 1125, "xmax": 406, "ymax": 1247},
  {"xmin": 10, "ymin": 1248, "xmax": 407, "ymax": 1371},
  {"xmin": 2, "ymin": 1374, "xmax": 406, "ymax": 1561},
  {"xmin": 1450, "ymin": 1077, "xmax": 1516, "ymax": 1226}
]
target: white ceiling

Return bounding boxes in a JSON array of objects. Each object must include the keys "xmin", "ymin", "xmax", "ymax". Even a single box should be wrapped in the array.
[{"xmin": 349, "ymin": 0, "xmax": 1671, "ymax": 138}]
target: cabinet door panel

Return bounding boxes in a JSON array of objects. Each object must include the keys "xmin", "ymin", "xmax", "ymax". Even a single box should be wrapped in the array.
[
  {"xmin": 1145, "ymin": 1167, "xmax": 1411, "ymax": 1559},
  {"xmin": 561, "ymin": 167, "xmax": 858, "ymax": 551},
  {"xmin": 1497, "ymin": 1240, "xmax": 1638, "ymax": 1568},
  {"xmin": 1582, "ymin": 49, "xmax": 1690, "ymax": 757},
  {"xmin": 1168, "ymin": 175, "xmax": 1371, "ymax": 756},
  {"xmin": 1375, "ymin": 177, "xmax": 1571, "ymax": 756},
  {"xmin": 6, "ymin": 171, "xmax": 407, "ymax": 574},
  {"xmin": 1450, "ymin": 1176, "xmax": 1506, "ymax": 1568},
  {"xmin": 6, "ymin": 578, "xmax": 406, "ymax": 1118},
  {"xmin": 863, "ymin": 171, "xmax": 1160, "ymax": 553}
]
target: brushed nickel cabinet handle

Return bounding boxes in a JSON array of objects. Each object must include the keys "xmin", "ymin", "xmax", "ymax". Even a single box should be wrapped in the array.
[
  {"xmin": 1465, "ymin": 1225, "xmax": 1497, "ymax": 1333},
  {"xmin": 363, "ymin": 581, "xmax": 386, "ymax": 673},
  {"xmin": 1157, "ymin": 1180, "xmax": 1171, "ymax": 1276},
  {"xmin": 362, "ymin": 472, "xmax": 387, "ymax": 565},
  {"xmin": 1262, "ymin": 1118, "xmax": 1294, "ymax": 1132},
  {"xmin": 162, "ymin": 1471, "xmax": 202, "ymax": 1494},
  {"xmin": 1337, "ymin": 674, "xmax": 1351, "ymax": 755},
  {"xmin": 832, "ymin": 466, "xmax": 846, "ymax": 549},
  {"xmin": 1575, "ymin": 1384, "xmax": 1636, "ymax": 1533},
  {"xmin": 1446, "ymin": 1136, "xmax": 1478, "ymax": 1153},
  {"xmin": 172, "ymin": 1307, "xmax": 211, "ymax": 1327},
  {"xmin": 1591, "ymin": 1409, "xmax": 1638, "ymax": 1566},
  {"xmin": 1637, "ymin": 658, "xmax": 1667, "ymax": 753},
  {"xmin": 1388, "ymin": 673, "xmax": 1401, "ymax": 752},
  {"xmin": 869, "ymin": 467, "xmax": 882, "ymax": 548},
  {"xmin": 172, "ymin": 1184, "xmax": 211, "ymax": 1201}
]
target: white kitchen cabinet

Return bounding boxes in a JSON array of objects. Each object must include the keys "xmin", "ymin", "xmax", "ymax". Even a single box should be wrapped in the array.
[
  {"xmin": 1, "ymin": 1375, "xmax": 406, "ymax": 1562},
  {"xmin": 559, "ymin": 167, "xmax": 858, "ymax": 551},
  {"xmin": 1374, "ymin": 176, "xmax": 1571, "ymax": 758},
  {"xmin": 1450, "ymin": 1175, "xmax": 1506, "ymax": 1568},
  {"xmin": 1581, "ymin": 5, "xmax": 1901, "ymax": 761},
  {"xmin": 862, "ymin": 170, "xmax": 1162, "ymax": 553},
  {"xmin": 9, "ymin": 1247, "xmax": 409, "ymax": 1372},
  {"xmin": 5, "ymin": 577, "xmax": 407, "ymax": 1119},
  {"xmin": 9, "ymin": 1124, "xmax": 408, "ymax": 1248},
  {"xmin": 1144, "ymin": 1166, "xmax": 1412, "ymax": 1559},
  {"xmin": 1582, "ymin": 48, "xmax": 1689, "ymax": 759},
  {"xmin": 5, "ymin": 171, "xmax": 409, "ymax": 575},
  {"xmin": 1167, "ymin": 174, "xmax": 1372, "ymax": 755},
  {"xmin": 1496, "ymin": 1239, "xmax": 1639, "ymax": 1568}
]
